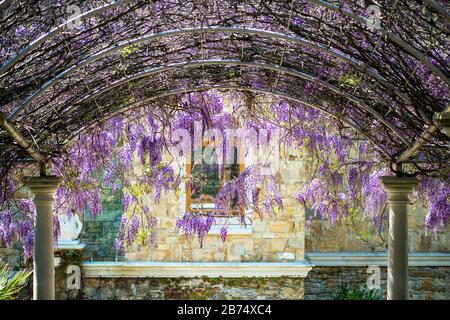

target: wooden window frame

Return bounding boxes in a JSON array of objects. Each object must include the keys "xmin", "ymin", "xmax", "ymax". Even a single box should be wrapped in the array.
[{"xmin": 185, "ymin": 140, "xmax": 245, "ymax": 215}]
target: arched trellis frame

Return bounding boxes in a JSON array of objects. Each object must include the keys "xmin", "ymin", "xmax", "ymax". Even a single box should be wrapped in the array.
[
  {"xmin": 0, "ymin": 0, "xmax": 449, "ymax": 302},
  {"xmin": 26, "ymin": 59, "xmax": 412, "ymax": 144},
  {"xmin": 1, "ymin": 0, "xmax": 449, "ymax": 175},
  {"xmin": 67, "ymin": 84, "xmax": 393, "ymax": 157}
]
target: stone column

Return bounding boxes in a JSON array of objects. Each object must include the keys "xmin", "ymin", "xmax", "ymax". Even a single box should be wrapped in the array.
[
  {"xmin": 379, "ymin": 176, "xmax": 418, "ymax": 300},
  {"xmin": 25, "ymin": 176, "xmax": 61, "ymax": 300}
]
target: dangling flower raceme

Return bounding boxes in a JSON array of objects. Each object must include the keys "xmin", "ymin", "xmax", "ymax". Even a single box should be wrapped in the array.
[
  {"xmin": 1, "ymin": 90, "xmax": 448, "ymax": 259},
  {"xmin": 175, "ymin": 213, "xmax": 215, "ymax": 246}
]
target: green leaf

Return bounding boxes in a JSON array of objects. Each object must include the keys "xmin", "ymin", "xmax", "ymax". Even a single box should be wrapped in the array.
[{"xmin": 0, "ymin": 263, "xmax": 32, "ymax": 300}]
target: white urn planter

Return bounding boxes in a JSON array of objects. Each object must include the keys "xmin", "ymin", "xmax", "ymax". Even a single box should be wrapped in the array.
[{"xmin": 57, "ymin": 213, "xmax": 84, "ymax": 249}]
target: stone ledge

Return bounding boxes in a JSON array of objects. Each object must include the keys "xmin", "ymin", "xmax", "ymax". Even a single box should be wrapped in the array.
[
  {"xmin": 55, "ymin": 243, "xmax": 86, "ymax": 251},
  {"xmin": 81, "ymin": 261, "xmax": 313, "ymax": 278},
  {"xmin": 306, "ymin": 252, "xmax": 450, "ymax": 267}
]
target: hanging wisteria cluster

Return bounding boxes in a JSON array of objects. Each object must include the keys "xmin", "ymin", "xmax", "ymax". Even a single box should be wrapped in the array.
[
  {"xmin": 52, "ymin": 109, "xmax": 179, "ymax": 256},
  {"xmin": 1, "ymin": 90, "xmax": 449, "ymax": 259},
  {"xmin": 0, "ymin": 198, "xmax": 36, "ymax": 259},
  {"xmin": 0, "ymin": 0, "xmax": 449, "ymax": 259},
  {"xmin": 0, "ymin": 0, "xmax": 449, "ymax": 168}
]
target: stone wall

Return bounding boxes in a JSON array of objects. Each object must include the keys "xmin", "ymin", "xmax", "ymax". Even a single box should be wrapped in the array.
[
  {"xmin": 80, "ymin": 188, "xmax": 123, "ymax": 261},
  {"xmin": 52, "ymin": 264, "xmax": 449, "ymax": 300},
  {"xmin": 305, "ymin": 203, "xmax": 450, "ymax": 252},
  {"xmin": 304, "ymin": 266, "xmax": 450, "ymax": 300},
  {"xmin": 80, "ymin": 276, "xmax": 304, "ymax": 300},
  {"xmin": 3, "ymin": 142, "xmax": 449, "ymax": 300},
  {"xmin": 0, "ymin": 246, "xmax": 23, "ymax": 268},
  {"xmin": 81, "ymin": 146, "xmax": 308, "ymax": 263},
  {"xmin": 55, "ymin": 249, "xmax": 84, "ymax": 300},
  {"xmin": 79, "ymin": 146, "xmax": 450, "ymax": 262},
  {"xmin": 81, "ymin": 195, "xmax": 450, "ymax": 263}
]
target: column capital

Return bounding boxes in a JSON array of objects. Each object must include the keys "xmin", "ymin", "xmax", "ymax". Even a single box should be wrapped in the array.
[
  {"xmin": 25, "ymin": 175, "xmax": 61, "ymax": 191},
  {"xmin": 379, "ymin": 176, "xmax": 419, "ymax": 204},
  {"xmin": 25, "ymin": 176, "xmax": 61, "ymax": 204}
]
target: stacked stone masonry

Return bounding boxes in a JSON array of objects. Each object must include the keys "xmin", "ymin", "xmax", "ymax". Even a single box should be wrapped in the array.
[
  {"xmin": 305, "ymin": 266, "xmax": 450, "ymax": 300},
  {"xmin": 78, "ymin": 277, "xmax": 305, "ymax": 300},
  {"xmin": 2, "ymin": 146, "xmax": 450, "ymax": 300}
]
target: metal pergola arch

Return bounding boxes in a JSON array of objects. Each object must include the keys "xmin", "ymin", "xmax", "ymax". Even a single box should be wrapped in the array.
[
  {"xmin": 62, "ymin": 59, "xmax": 412, "ymax": 146},
  {"xmin": 7, "ymin": 25, "xmax": 393, "ymax": 119},
  {"xmin": 0, "ymin": 0, "xmax": 449, "ymax": 301},
  {"xmin": 309, "ymin": 0, "xmax": 450, "ymax": 86},
  {"xmin": 66, "ymin": 84, "xmax": 392, "ymax": 158},
  {"xmin": 15, "ymin": 64, "xmax": 417, "ymax": 165},
  {"xmin": 1, "ymin": 1, "xmax": 447, "ymax": 155},
  {"xmin": 1, "ymin": 0, "xmax": 448, "ymax": 86}
]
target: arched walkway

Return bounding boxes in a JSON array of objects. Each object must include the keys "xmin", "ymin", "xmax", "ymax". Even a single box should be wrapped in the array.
[{"xmin": 0, "ymin": 0, "xmax": 449, "ymax": 300}]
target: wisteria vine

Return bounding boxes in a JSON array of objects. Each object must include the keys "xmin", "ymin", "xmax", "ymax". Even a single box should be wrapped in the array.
[{"xmin": 0, "ymin": 91, "xmax": 449, "ymax": 260}]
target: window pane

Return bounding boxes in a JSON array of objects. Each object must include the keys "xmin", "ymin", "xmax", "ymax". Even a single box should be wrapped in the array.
[
  {"xmin": 189, "ymin": 146, "xmax": 241, "ymax": 211},
  {"xmin": 191, "ymin": 162, "xmax": 220, "ymax": 203}
]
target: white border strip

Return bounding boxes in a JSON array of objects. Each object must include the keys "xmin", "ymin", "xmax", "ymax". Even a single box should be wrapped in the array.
[
  {"xmin": 306, "ymin": 252, "xmax": 450, "ymax": 267},
  {"xmin": 81, "ymin": 261, "xmax": 313, "ymax": 278}
]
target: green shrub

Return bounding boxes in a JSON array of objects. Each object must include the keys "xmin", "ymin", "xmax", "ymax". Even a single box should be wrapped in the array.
[
  {"xmin": 0, "ymin": 262, "xmax": 32, "ymax": 300},
  {"xmin": 333, "ymin": 284, "xmax": 381, "ymax": 300}
]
